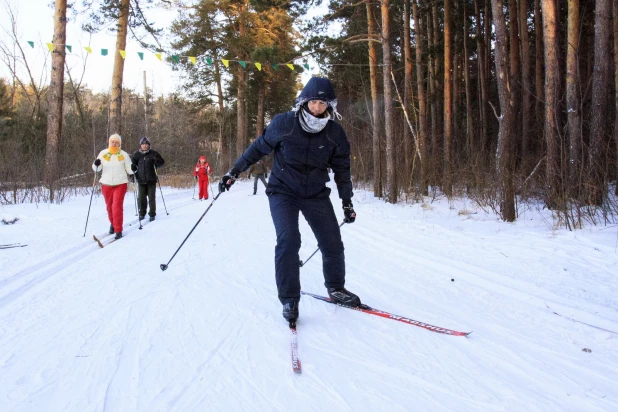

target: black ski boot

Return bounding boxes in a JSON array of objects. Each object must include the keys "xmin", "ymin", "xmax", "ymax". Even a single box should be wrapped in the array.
[
  {"xmin": 282, "ymin": 302, "xmax": 299, "ymax": 323},
  {"xmin": 149, "ymin": 216, "xmax": 155, "ymax": 222},
  {"xmin": 114, "ymin": 232, "xmax": 123, "ymax": 240},
  {"xmin": 327, "ymin": 287, "xmax": 361, "ymax": 307},
  {"xmin": 109, "ymin": 224, "xmax": 114, "ymax": 234},
  {"xmin": 139, "ymin": 215, "xmax": 145, "ymax": 221}
]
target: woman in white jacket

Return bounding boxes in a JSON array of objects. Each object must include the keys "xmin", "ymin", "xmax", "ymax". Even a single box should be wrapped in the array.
[{"xmin": 92, "ymin": 134, "xmax": 135, "ymax": 239}]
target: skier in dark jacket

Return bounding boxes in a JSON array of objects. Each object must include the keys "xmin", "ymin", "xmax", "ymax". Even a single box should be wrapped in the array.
[
  {"xmin": 247, "ymin": 159, "xmax": 268, "ymax": 195},
  {"xmin": 130, "ymin": 137, "xmax": 165, "ymax": 221},
  {"xmin": 218, "ymin": 77, "xmax": 359, "ymax": 324}
]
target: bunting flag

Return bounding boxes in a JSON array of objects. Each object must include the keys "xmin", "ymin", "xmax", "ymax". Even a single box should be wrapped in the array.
[{"xmin": 27, "ymin": 40, "xmax": 313, "ymax": 73}]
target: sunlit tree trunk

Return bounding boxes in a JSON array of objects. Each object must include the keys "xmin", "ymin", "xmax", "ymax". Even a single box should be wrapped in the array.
[
  {"xmin": 403, "ymin": 0, "xmax": 413, "ymax": 182},
  {"xmin": 109, "ymin": 0, "xmax": 129, "ymax": 135},
  {"xmin": 443, "ymin": 0, "xmax": 452, "ymax": 196},
  {"xmin": 567, "ymin": 0, "xmax": 582, "ymax": 196},
  {"xmin": 44, "ymin": 0, "xmax": 67, "ymax": 202},
  {"xmin": 464, "ymin": 2, "xmax": 473, "ymax": 161},
  {"xmin": 367, "ymin": 2, "xmax": 383, "ymax": 198},
  {"xmin": 381, "ymin": 0, "xmax": 397, "ymax": 203},
  {"xmin": 491, "ymin": 0, "xmax": 516, "ymax": 221},
  {"xmin": 413, "ymin": 0, "xmax": 428, "ymax": 195},
  {"xmin": 534, "ymin": 0, "xmax": 544, "ymax": 136}
]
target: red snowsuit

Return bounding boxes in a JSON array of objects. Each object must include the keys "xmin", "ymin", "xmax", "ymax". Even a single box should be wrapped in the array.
[{"xmin": 194, "ymin": 161, "xmax": 212, "ymax": 199}]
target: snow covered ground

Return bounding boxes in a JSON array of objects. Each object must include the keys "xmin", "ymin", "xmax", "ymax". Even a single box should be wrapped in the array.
[{"xmin": 1, "ymin": 179, "xmax": 617, "ymax": 411}]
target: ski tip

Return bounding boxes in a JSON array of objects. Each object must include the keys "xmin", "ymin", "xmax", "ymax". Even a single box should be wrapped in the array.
[
  {"xmin": 160, "ymin": 264, "xmax": 168, "ymax": 271},
  {"xmin": 92, "ymin": 235, "xmax": 104, "ymax": 248},
  {"xmin": 289, "ymin": 321, "xmax": 297, "ymax": 329}
]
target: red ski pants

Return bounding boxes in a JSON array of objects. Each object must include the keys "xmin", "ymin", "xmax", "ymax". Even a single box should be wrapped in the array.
[
  {"xmin": 101, "ymin": 183, "xmax": 128, "ymax": 233},
  {"xmin": 198, "ymin": 177, "xmax": 209, "ymax": 199}
]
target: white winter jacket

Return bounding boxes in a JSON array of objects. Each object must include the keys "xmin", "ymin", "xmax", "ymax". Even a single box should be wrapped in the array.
[{"xmin": 92, "ymin": 149, "xmax": 134, "ymax": 186}]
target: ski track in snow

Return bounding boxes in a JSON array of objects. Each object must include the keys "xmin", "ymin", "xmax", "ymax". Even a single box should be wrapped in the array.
[{"xmin": 0, "ymin": 182, "xmax": 617, "ymax": 411}]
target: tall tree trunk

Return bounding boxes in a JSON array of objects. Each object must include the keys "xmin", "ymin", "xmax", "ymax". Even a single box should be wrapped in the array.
[
  {"xmin": 615, "ymin": 0, "xmax": 618, "ymax": 196},
  {"xmin": 491, "ymin": 0, "xmax": 516, "ymax": 222},
  {"xmin": 567, "ymin": 0, "xmax": 582, "ymax": 196},
  {"xmin": 413, "ymin": 0, "xmax": 428, "ymax": 195},
  {"xmin": 403, "ymin": 0, "xmax": 413, "ymax": 184},
  {"xmin": 443, "ymin": 0, "xmax": 453, "ymax": 196},
  {"xmin": 381, "ymin": 0, "xmax": 397, "ymax": 203},
  {"xmin": 520, "ymin": 0, "xmax": 532, "ymax": 161},
  {"xmin": 464, "ymin": 2, "xmax": 473, "ymax": 162},
  {"xmin": 367, "ymin": 2, "xmax": 383, "ymax": 198},
  {"xmin": 542, "ymin": 0, "xmax": 561, "ymax": 207},
  {"xmin": 109, "ymin": 0, "xmax": 129, "ymax": 135},
  {"xmin": 44, "ymin": 0, "xmax": 67, "ymax": 202},
  {"xmin": 475, "ymin": 0, "xmax": 488, "ymax": 157},
  {"xmin": 427, "ymin": 11, "xmax": 439, "ymax": 183},
  {"xmin": 508, "ymin": 0, "xmax": 521, "ymax": 157},
  {"xmin": 588, "ymin": 0, "xmax": 611, "ymax": 205},
  {"xmin": 256, "ymin": 83, "xmax": 265, "ymax": 137},
  {"xmin": 236, "ymin": 66, "xmax": 247, "ymax": 158},
  {"xmin": 534, "ymin": 0, "xmax": 544, "ymax": 138}
]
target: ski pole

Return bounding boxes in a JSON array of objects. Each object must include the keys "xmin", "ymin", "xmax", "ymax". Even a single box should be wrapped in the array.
[
  {"xmin": 192, "ymin": 179, "xmax": 197, "ymax": 199},
  {"xmin": 154, "ymin": 166, "xmax": 169, "ymax": 215},
  {"xmin": 299, "ymin": 221, "xmax": 345, "ymax": 267},
  {"xmin": 160, "ymin": 192, "xmax": 221, "ymax": 271},
  {"xmin": 134, "ymin": 181, "xmax": 143, "ymax": 230},
  {"xmin": 82, "ymin": 170, "xmax": 99, "ymax": 237},
  {"xmin": 132, "ymin": 179, "xmax": 139, "ymax": 217}
]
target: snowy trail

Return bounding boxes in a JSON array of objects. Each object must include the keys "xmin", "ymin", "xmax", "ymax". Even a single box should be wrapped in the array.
[{"xmin": 1, "ymin": 181, "xmax": 617, "ymax": 411}]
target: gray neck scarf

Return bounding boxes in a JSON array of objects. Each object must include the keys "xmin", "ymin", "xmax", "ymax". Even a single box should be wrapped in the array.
[{"xmin": 299, "ymin": 109, "xmax": 330, "ymax": 134}]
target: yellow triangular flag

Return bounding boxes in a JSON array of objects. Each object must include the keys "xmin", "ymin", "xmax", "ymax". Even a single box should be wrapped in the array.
[
  {"xmin": 189, "ymin": 56, "xmax": 196, "ymax": 65},
  {"xmin": 254, "ymin": 62, "xmax": 262, "ymax": 71},
  {"xmin": 155, "ymin": 53, "xmax": 162, "ymax": 61},
  {"xmin": 84, "ymin": 46, "xmax": 92, "ymax": 54},
  {"xmin": 221, "ymin": 59, "xmax": 229, "ymax": 67},
  {"xmin": 46, "ymin": 42, "xmax": 54, "ymax": 52},
  {"xmin": 286, "ymin": 64, "xmax": 295, "ymax": 70},
  {"xmin": 119, "ymin": 50, "xmax": 127, "ymax": 59}
]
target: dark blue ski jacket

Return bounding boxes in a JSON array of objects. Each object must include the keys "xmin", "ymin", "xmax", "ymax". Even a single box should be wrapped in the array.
[{"xmin": 231, "ymin": 111, "xmax": 353, "ymax": 200}]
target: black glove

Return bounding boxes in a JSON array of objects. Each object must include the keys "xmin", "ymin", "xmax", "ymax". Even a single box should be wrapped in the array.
[
  {"xmin": 194, "ymin": 175, "xmax": 198, "ymax": 180},
  {"xmin": 131, "ymin": 163, "xmax": 137, "ymax": 172},
  {"xmin": 219, "ymin": 172, "xmax": 237, "ymax": 192},
  {"xmin": 94, "ymin": 158, "xmax": 101, "ymax": 167},
  {"xmin": 129, "ymin": 174, "xmax": 135, "ymax": 183},
  {"xmin": 342, "ymin": 199, "xmax": 356, "ymax": 223}
]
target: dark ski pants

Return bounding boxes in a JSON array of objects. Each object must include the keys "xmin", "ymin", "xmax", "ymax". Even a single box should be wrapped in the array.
[
  {"xmin": 253, "ymin": 174, "xmax": 267, "ymax": 194},
  {"xmin": 268, "ymin": 193, "xmax": 345, "ymax": 304},
  {"xmin": 137, "ymin": 182, "xmax": 157, "ymax": 217}
]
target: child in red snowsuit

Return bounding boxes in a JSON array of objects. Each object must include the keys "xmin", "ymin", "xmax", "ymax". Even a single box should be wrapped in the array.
[{"xmin": 193, "ymin": 156, "xmax": 212, "ymax": 200}]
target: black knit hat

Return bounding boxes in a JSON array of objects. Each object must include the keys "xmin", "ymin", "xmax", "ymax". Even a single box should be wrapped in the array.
[{"xmin": 140, "ymin": 136, "xmax": 151, "ymax": 146}]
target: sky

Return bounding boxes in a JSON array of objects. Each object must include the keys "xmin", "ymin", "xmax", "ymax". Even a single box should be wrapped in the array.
[
  {"xmin": 1, "ymin": 178, "xmax": 617, "ymax": 410},
  {"xmin": 0, "ymin": 0, "xmax": 327, "ymax": 99}
]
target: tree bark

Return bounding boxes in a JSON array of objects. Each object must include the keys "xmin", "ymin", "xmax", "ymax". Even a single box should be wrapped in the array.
[
  {"xmin": 534, "ymin": 0, "xmax": 544, "ymax": 136},
  {"xmin": 508, "ymin": 0, "xmax": 521, "ymax": 155},
  {"xmin": 381, "ymin": 0, "xmax": 397, "ymax": 203},
  {"xmin": 475, "ymin": 0, "xmax": 488, "ymax": 157},
  {"xmin": 367, "ymin": 2, "xmax": 383, "ymax": 198},
  {"xmin": 109, "ymin": 0, "xmax": 130, "ymax": 135},
  {"xmin": 519, "ymin": 0, "xmax": 532, "ymax": 161},
  {"xmin": 464, "ymin": 2, "xmax": 473, "ymax": 162},
  {"xmin": 542, "ymin": 0, "xmax": 561, "ymax": 207},
  {"xmin": 443, "ymin": 0, "xmax": 453, "ymax": 196},
  {"xmin": 413, "ymin": 0, "xmax": 428, "ymax": 195},
  {"xmin": 491, "ymin": 0, "xmax": 516, "ymax": 222},
  {"xmin": 567, "ymin": 0, "xmax": 582, "ymax": 196},
  {"xmin": 588, "ymin": 0, "xmax": 611, "ymax": 205},
  {"xmin": 403, "ymin": 0, "xmax": 413, "ymax": 183},
  {"xmin": 614, "ymin": 0, "xmax": 618, "ymax": 196},
  {"xmin": 427, "ymin": 9, "xmax": 439, "ymax": 182},
  {"xmin": 44, "ymin": 0, "xmax": 67, "ymax": 202}
]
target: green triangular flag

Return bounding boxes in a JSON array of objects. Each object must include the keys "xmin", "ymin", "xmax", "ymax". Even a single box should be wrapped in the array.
[
  {"xmin": 101, "ymin": 48, "xmax": 108, "ymax": 56},
  {"xmin": 27, "ymin": 41, "xmax": 34, "ymax": 48},
  {"xmin": 65, "ymin": 45, "xmax": 72, "ymax": 52},
  {"xmin": 303, "ymin": 63, "xmax": 310, "ymax": 70},
  {"xmin": 238, "ymin": 60, "xmax": 246, "ymax": 68},
  {"xmin": 172, "ymin": 55, "xmax": 179, "ymax": 63},
  {"xmin": 206, "ymin": 57, "xmax": 213, "ymax": 65},
  {"xmin": 271, "ymin": 64, "xmax": 278, "ymax": 71},
  {"xmin": 138, "ymin": 52, "xmax": 144, "ymax": 60}
]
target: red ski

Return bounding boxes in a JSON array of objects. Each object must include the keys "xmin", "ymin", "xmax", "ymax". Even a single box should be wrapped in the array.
[{"xmin": 301, "ymin": 291, "xmax": 471, "ymax": 337}]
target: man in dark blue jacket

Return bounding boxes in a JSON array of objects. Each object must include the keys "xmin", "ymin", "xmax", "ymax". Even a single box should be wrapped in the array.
[
  {"xmin": 219, "ymin": 77, "xmax": 359, "ymax": 324},
  {"xmin": 130, "ymin": 137, "xmax": 165, "ymax": 221}
]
